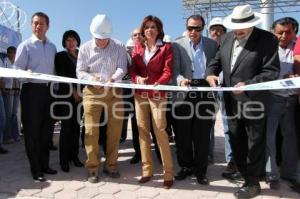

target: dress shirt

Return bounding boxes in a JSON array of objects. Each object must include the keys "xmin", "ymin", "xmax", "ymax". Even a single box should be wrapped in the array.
[
  {"xmin": 76, "ymin": 39, "xmax": 127, "ymax": 82},
  {"xmin": 190, "ymin": 38, "xmax": 206, "ymax": 79},
  {"xmin": 271, "ymin": 40, "xmax": 297, "ymax": 97},
  {"xmin": 230, "ymin": 32, "xmax": 252, "ymax": 72},
  {"xmin": 14, "ymin": 35, "xmax": 57, "ymax": 83}
]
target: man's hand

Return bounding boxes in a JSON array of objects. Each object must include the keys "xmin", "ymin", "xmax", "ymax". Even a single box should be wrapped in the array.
[
  {"xmin": 179, "ymin": 79, "xmax": 191, "ymax": 87},
  {"xmin": 92, "ymin": 76, "xmax": 103, "ymax": 89},
  {"xmin": 72, "ymin": 91, "xmax": 82, "ymax": 103},
  {"xmin": 233, "ymin": 82, "xmax": 245, "ymax": 95},
  {"xmin": 137, "ymin": 76, "xmax": 148, "ymax": 85},
  {"xmin": 206, "ymin": 75, "xmax": 219, "ymax": 87}
]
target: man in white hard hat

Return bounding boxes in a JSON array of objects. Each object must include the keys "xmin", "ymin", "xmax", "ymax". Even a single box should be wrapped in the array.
[
  {"xmin": 206, "ymin": 4, "xmax": 280, "ymax": 199},
  {"xmin": 208, "ymin": 17, "xmax": 226, "ymax": 44},
  {"xmin": 76, "ymin": 14, "xmax": 127, "ymax": 183}
]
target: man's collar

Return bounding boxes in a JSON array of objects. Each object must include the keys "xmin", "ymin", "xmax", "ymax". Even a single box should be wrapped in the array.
[
  {"xmin": 31, "ymin": 34, "xmax": 48, "ymax": 44},
  {"xmin": 189, "ymin": 37, "xmax": 203, "ymax": 47}
]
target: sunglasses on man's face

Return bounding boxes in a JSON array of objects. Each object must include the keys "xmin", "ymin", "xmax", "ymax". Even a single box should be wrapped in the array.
[
  {"xmin": 133, "ymin": 33, "xmax": 141, "ymax": 37},
  {"xmin": 187, "ymin": 26, "xmax": 204, "ymax": 32}
]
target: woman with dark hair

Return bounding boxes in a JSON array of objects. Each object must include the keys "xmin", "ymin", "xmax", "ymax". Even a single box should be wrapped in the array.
[
  {"xmin": 129, "ymin": 15, "xmax": 174, "ymax": 189},
  {"xmin": 55, "ymin": 30, "xmax": 83, "ymax": 172}
]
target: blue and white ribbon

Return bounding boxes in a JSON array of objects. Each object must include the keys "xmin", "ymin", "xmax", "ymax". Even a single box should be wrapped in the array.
[{"xmin": 1, "ymin": 67, "xmax": 299, "ymax": 91}]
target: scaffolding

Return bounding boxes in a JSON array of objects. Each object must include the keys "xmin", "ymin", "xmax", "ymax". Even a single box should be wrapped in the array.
[
  {"xmin": 0, "ymin": 1, "xmax": 26, "ymax": 33},
  {"xmin": 182, "ymin": 0, "xmax": 300, "ymax": 18}
]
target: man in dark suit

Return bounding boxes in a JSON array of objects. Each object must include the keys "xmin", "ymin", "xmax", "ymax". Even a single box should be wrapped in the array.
[
  {"xmin": 172, "ymin": 14, "xmax": 218, "ymax": 185},
  {"xmin": 206, "ymin": 4, "xmax": 280, "ymax": 199}
]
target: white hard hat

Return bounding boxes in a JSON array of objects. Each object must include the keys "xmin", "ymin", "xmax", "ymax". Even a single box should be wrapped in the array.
[
  {"xmin": 126, "ymin": 38, "xmax": 134, "ymax": 47},
  {"xmin": 90, "ymin": 14, "xmax": 112, "ymax": 39},
  {"xmin": 208, "ymin": 17, "xmax": 225, "ymax": 30}
]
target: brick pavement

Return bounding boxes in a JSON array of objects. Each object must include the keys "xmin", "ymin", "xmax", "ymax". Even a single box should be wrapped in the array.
[{"xmin": 0, "ymin": 113, "xmax": 299, "ymax": 199}]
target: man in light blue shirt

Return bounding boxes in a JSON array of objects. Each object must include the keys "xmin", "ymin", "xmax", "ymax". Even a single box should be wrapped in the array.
[{"xmin": 14, "ymin": 12, "xmax": 57, "ymax": 182}]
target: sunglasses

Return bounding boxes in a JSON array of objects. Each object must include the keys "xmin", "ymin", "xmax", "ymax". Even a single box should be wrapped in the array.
[
  {"xmin": 133, "ymin": 33, "xmax": 141, "ymax": 37},
  {"xmin": 187, "ymin": 26, "xmax": 204, "ymax": 32}
]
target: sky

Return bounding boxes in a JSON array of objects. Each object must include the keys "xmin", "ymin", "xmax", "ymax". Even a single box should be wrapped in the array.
[
  {"xmin": 6, "ymin": 0, "xmax": 185, "ymax": 51},
  {"xmin": 3, "ymin": 0, "xmax": 300, "ymax": 51}
]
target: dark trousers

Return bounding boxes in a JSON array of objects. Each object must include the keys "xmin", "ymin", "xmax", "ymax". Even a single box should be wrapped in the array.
[
  {"xmin": 20, "ymin": 83, "xmax": 54, "ymax": 176},
  {"xmin": 121, "ymin": 89, "xmax": 140, "ymax": 156},
  {"xmin": 227, "ymin": 99, "xmax": 266, "ymax": 185},
  {"xmin": 174, "ymin": 81, "xmax": 215, "ymax": 176},
  {"xmin": 58, "ymin": 98, "xmax": 82, "ymax": 165}
]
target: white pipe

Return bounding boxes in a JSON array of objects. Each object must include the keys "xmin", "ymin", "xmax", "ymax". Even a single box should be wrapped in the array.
[{"xmin": 260, "ymin": 0, "xmax": 274, "ymax": 31}]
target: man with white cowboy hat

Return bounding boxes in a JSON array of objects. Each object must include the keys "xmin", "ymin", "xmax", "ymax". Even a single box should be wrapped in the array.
[
  {"xmin": 76, "ymin": 14, "xmax": 127, "ymax": 183},
  {"xmin": 208, "ymin": 17, "xmax": 227, "ymax": 44},
  {"xmin": 206, "ymin": 4, "xmax": 280, "ymax": 199}
]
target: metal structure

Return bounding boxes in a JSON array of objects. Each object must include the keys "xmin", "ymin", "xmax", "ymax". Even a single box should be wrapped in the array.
[
  {"xmin": 0, "ymin": 1, "xmax": 26, "ymax": 33},
  {"xmin": 182, "ymin": 0, "xmax": 300, "ymax": 18}
]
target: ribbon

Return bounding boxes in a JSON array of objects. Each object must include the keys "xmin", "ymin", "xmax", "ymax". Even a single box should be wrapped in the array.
[{"xmin": 1, "ymin": 67, "xmax": 300, "ymax": 92}]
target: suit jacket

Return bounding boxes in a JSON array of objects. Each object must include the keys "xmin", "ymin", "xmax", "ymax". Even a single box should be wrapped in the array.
[
  {"xmin": 129, "ymin": 41, "xmax": 173, "ymax": 98},
  {"xmin": 172, "ymin": 36, "xmax": 218, "ymax": 103},
  {"xmin": 206, "ymin": 27, "xmax": 280, "ymax": 115}
]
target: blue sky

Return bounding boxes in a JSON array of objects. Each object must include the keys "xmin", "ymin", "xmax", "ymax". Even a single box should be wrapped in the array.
[
  {"xmin": 5, "ymin": 0, "xmax": 300, "ymax": 51},
  {"xmin": 7, "ymin": 0, "xmax": 185, "ymax": 51}
]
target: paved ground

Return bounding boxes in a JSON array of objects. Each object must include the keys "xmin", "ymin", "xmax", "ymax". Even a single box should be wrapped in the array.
[{"xmin": 0, "ymin": 113, "xmax": 299, "ymax": 199}]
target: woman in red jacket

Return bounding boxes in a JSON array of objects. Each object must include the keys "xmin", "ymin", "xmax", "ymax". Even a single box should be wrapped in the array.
[{"xmin": 129, "ymin": 15, "xmax": 174, "ymax": 189}]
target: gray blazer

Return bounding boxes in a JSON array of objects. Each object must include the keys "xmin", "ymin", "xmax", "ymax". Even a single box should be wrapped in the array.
[{"xmin": 172, "ymin": 36, "xmax": 218, "ymax": 103}]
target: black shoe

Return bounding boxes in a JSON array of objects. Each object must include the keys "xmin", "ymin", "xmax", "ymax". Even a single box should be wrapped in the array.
[
  {"xmin": 103, "ymin": 169, "xmax": 120, "ymax": 178},
  {"xmin": 222, "ymin": 171, "xmax": 243, "ymax": 181},
  {"xmin": 0, "ymin": 147, "xmax": 8, "ymax": 154},
  {"xmin": 196, "ymin": 175, "xmax": 209, "ymax": 185},
  {"xmin": 234, "ymin": 184, "xmax": 261, "ymax": 199},
  {"xmin": 266, "ymin": 177, "xmax": 280, "ymax": 190},
  {"xmin": 290, "ymin": 181, "xmax": 300, "ymax": 193},
  {"xmin": 130, "ymin": 154, "xmax": 141, "ymax": 164},
  {"xmin": 42, "ymin": 167, "xmax": 58, "ymax": 175},
  {"xmin": 72, "ymin": 158, "xmax": 84, "ymax": 167},
  {"xmin": 225, "ymin": 161, "xmax": 237, "ymax": 173},
  {"xmin": 32, "ymin": 173, "xmax": 46, "ymax": 182},
  {"xmin": 175, "ymin": 168, "xmax": 193, "ymax": 181},
  {"xmin": 61, "ymin": 164, "xmax": 70, "ymax": 172},
  {"xmin": 50, "ymin": 145, "xmax": 58, "ymax": 151}
]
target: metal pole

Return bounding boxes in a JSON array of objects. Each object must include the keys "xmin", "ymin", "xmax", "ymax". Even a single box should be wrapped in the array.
[
  {"xmin": 17, "ymin": 6, "xmax": 20, "ymax": 33},
  {"xmin": 260, "ymin": 0, "xmax": 274, "ymax": 31}
]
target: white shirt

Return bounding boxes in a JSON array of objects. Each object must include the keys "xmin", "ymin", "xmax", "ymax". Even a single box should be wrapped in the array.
[
  {"xmin": 230, "ymin": 32, "xmax": 252, "ymax": 72},
  {"xmin": 143, "ymin": 39, "xmax": 163, "ymax": 65},
  {"xmin": 76, "ymin": 38, "xmax": 127, "ymax": 82}
]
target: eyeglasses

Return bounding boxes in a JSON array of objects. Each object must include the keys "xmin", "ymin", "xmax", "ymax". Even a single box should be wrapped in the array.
[
  {"xmin": 145, "ymin": 25, "xmax": 157, "ymax": 30},
  {"xmin": 187, "ymin": 26, "xmax": 204, "ymax": 32},
  {"xmin": 133, "ymin": 33, "xmax": 141, "ymax": 37}
]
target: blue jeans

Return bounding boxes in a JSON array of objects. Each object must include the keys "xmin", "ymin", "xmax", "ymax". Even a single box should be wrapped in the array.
[
  {"xmin": 266, "ymin": 94, "xmax": 298, "ymax": 181},
  {"xmin": 0, "ymin": 91, "xmax": 6, "ymax": 146}
]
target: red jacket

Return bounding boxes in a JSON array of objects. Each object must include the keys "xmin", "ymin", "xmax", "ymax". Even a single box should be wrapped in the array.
[{"xmin": 129, "ymin": 41, "xmax": 173, "ymax": 98}]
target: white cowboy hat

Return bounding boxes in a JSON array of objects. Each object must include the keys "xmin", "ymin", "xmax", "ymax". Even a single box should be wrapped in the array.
[{"xmin": 223, "ymin": 4, "xmax": 262, "ymax": 30}]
